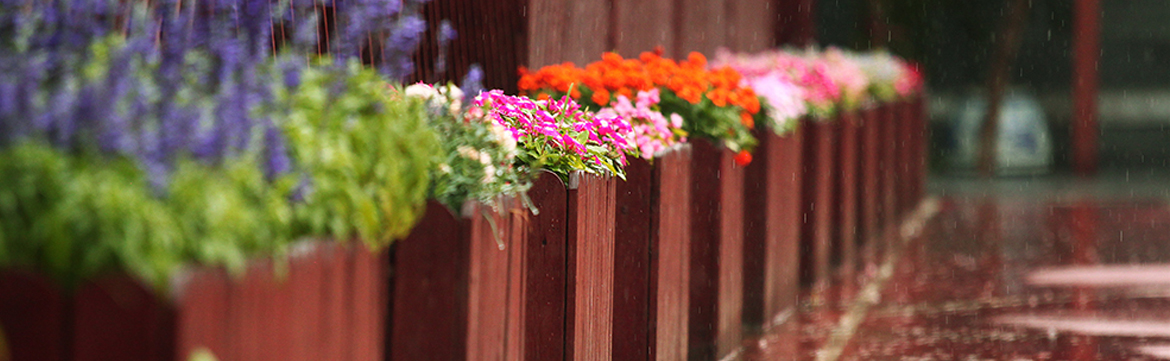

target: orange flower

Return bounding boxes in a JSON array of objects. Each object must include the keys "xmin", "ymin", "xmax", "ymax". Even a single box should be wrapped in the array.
[
  {"xmin": 591, "ymin": 89, "xmax": 611, "ymax": 106},
  {"xmin": 707, "ymin": 88, "xmax": 731, "ymax": 107},
  {"xmin": 537, "ymin": 93, "xmax": 550, "ymax": 100},
  {"xmin": 686, "ymin": 52, "xmax": 707, "ymax": 68},
  {"xmin": 740, "ymin": 112, "xmax": 755, "ymax": 129}
]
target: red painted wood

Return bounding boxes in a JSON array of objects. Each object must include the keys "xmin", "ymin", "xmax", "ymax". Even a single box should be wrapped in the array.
[
  {"xmin": 349, "ymin": 245, "xmax": 383, "ymax": 361},
  {"xmin": 521, "ymin": 171, "xmax": 568, "ymax": 361},
  {"xmin": 409, "ymin": 0, "xmax": 527, "ymax": 93},
  {"xmin": 726, "ymin": 0, "xmax": 774, "ymax": 52},
  {"xmin": 566, "ymin": 173, "xmax": 617, "ymax": 361},
  {"xmin": 526, "ymin": 0, "xmax": 567, "ymax": 69},
  {"xmin": 650, "ymin": 145, "xmax": 692, "ymax": 361},
  {"xmin": 912, "ymin": 93, "xmax": 929, "ymax": 204},
  {"xmin": 612, "ymin": 0, "xmax": 674, "ymax": 57},
  {"xmin": 774, "ymin": 0, "xmax": 817, "ymax": 46},
  {"xmin": 561, "ymin": 0, "xmax": 610, "ymax": 66},
  {"xmin": 834, "ymin": 112, "xmax": 861, "ymax": 278},
  {"xmin": 688, "ymin": 140, "xmax": 745, "ymax": 360},
  {"xmin": 388, "ymin": 201, "xmax": 469, "ymax": 361},
  {"xmin": 174, "ymin": 268, "xmax": 231, "ymax": 361},
  {"xmin": 1071, "ymin": 0, "xmax": 1100, "ymax": 175},
  {"xmin": 0, "ymin": 270, "xmax": 69, "ymax": 361},
  {"xmin": 674, "ymin": 0, "xmax": 727, "ymax": 57},
  {"xmin": 880, "ymin": 104, "xmax": 898, "ymax": 230},
  {"xmin": 801, "ymin": 118, "xmax": 837, "ymax": 289},
  {"xmin": 744, "ymin": 126, "xmax": 804, "ymax": 333},
  {"xmin": 858, "ymin": 107, "xmax": 881, "ymax": 246},
  {"xmin": 287, "ymin": 244, "xmax": 325, "ymax": 361},
  {"xmin": 467, "ymin": 200, "xmax": 518, "ymax": 361},
  {"xmin": 73, "ymin": 275, "xmax": 174, "ymax": 361},
  {"xmin": 896, "ymin": 100, "xmax": 916, "ymax": 215},
  {"xmin": 612, "ymin": 158, "xmax": 653, "ymax": 361},
  {"xmin": 320, "ymin": 244, "xmax": 351, "ymax": 361}
]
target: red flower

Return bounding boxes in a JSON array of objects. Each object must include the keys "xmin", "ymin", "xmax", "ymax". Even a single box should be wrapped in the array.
[{"xmin": 734, "ymin": 150, "xmax": 752, "ymax": 166}]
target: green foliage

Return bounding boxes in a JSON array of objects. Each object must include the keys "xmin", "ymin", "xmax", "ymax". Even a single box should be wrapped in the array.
[
  {"xmin": 658, "ymin": 92, "xmax": 758, "ymax": 153},
  {"xmin": 281, "ymin": 61, "xmax": 439, "ymax": 247},
  {"xmin": 0, "ymin": 142, "xmax": 291, "ymax": 289}
]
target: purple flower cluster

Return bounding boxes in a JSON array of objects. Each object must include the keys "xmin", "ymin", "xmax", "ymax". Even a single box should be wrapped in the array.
[{"xmin": 0, "ymin": 0, "xmax": 437, "ymax": 190}]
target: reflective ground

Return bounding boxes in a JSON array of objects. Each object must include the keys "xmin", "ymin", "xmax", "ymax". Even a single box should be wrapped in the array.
[{"xmin": 748, "ymin": 172, "xmax": 1170, "ymax": 360}]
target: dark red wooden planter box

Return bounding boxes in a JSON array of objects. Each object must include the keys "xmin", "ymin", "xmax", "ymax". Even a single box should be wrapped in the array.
[
  {"xmin": 858, "ymin": 107, "xmax": 881, "ymax": 247},
  {"xmin": 0, "ymin": 242, "xmax": 385, "ymax": 361},
  {"xmin": 833, "ymin": 111, "xmax": 860, "ymax": 275},
  {"xmin": 612, "ymin": 145, "xmax": 692, "ymax": 361},
  {"xmin": 688, "ymin": 140, "xmax": 746, "ymax": 361},
  {"xmin": 743, "ymin": 127, "xmax": 803, "ymax": 334},
  {"xmin": 387, "ymin": 199, "xmax": 527, "ymax": 361},
  {"xmin": 800, "ymin": 117, "xmax": 837, "ymax": 289},
  {"xmin": 427, "ymin": 171, "xmax": 613, "ymax": 361},
  {"xmin": 879, "ymin": 104, "xmax": 898, "ymax": 231}
]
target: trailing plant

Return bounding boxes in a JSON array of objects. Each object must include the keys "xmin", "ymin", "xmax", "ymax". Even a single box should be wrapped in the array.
[{"xmin": 403, "ymin": 82, "xmax": 533, "ymax": 212}]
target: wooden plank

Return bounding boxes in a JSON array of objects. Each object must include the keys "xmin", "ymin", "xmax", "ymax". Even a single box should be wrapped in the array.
[
  {"xmin": 674, "ymin": 0, "xmax": 726, "ymax": 57},
  {"xmin": 388, "ymin": 201, "xmax": 469, "ymax": 361},
  {"xmin": 801, "ymin": 118, "xmax": 837, "ymax": 289},
  {"xmin": 743, "ymin": 129, "xmax": 770, "ymax": 331},
  {"xmin": 0, "ymin": 270, "xmax": 69, "ymax": 361},
  {"xmin": 174, "ymin": 268, "xmax": 232, "ymax": 361},
  {"xmin": 767, "ymin": 127, "xmax": 804, "ymax": 329},
  {"xmin": 835, "ymin": 112, "xmax": 861, "ymax": 275},
  {"xmin": 526, "ymin": 0, "xmax": 567, "ymax": 68},
  {"xmin": 613, "ymin": 0, "xmax": 674, "ymax": 57},
  {"xmin": 726, "ymin": 0, "xmax": 773, "ymax": 52},
  {"xmin": 521, "ymin": 171, "xmax": 568, "ymax": 361},
  {"xmin": 858, "ymin": 107, "xmax": 881, "ymax": 245},
  {"xmin": 566, "ymin": 173, "xmax": 617, "ymax": 361},
  {"xmin": 467, "ymin": 200, "xmax": 516, "ymax": 361},
  {"xmin": 688, "ymin": 140, "xmax": 745, "ymax": 360},
  {"xmin": 1071, "ymin": 0, "xmax": 1100, "ymax": 175},
  {"xmin": 612, "ymin": 158, "xmax": 653, "ymax": 361},
  {"xmin": 563, "ymin": 0, "xmax": 610, "ymax": 66},
  {"xmin": 320, "ymin": 244, "xmax": 351, "ymax": 361},
  {"xmin": 880, "ymin": 104, "xmax": 898, "ymax": 230},
  {"xmin": 774, "ymin": 0, "xmax": 817, "ymax": 46},
  {"xmin": 73, "ymin": 275, "xmax": 175, "ymax": 361},
  {"xmin": 288, "ymin": 243, "xmax": 325, "ymax": 361},
  {"xmin": 651, "ymin": 145, "xmax": 692, "ymax": 361},
  {"xmin": 349, "ymin": 244, "xmax": 383, "ymax": 361}
]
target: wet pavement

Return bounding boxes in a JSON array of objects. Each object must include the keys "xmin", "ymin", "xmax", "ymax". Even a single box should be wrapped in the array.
[{"xmin": 748, "ymin": 173, "xmax": 1170, "ymax": 360}]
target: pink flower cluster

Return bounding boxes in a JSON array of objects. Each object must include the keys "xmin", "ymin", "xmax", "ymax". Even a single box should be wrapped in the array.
[
  {"xmin": 714, "ymin": 49, "xmax": 833, "ymax": 122},
  {"xmin": 472, "ymin": 90, "xmax": 634, "ymax": 168},
  {"xmin": 596, "ymin": 88, "xmax": 686, "ymax": 160},
  {"xmin": 818, "ymin": 48, "xmax": 870, "ymax": 111},
  {"xmin": 893, "ymin": 60, "xmax": 923, "ymax": 98}
]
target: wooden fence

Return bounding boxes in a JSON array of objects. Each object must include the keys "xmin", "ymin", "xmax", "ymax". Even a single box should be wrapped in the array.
[{"xmin": 0, "ymin": 1, "xmax": 938, "ymax": 360}]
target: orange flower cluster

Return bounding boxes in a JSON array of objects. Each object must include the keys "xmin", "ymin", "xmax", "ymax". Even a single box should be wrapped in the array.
[{"xmin": 518, "ymin": 50, "xmax": 761, "ymax": 127}]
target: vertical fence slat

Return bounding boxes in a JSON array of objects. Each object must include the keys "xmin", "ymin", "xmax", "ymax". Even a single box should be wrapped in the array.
[
  {"xmin": 613, "ymin": 0, "xmax": 674, "ymax": 56},
  {"xmin": 526, "ymin": 0, "xmax": 566, "ymax": 68},
  {"xmin": 674, "ymin": 0, "xmax": 727, "ymax": 57},
  {"xmin": 725, "ymin": 0, "xmax": 773, "ymax": 52},
  {"xmin": 175, "ymin": 268, "xmax": 231, "ymax": 361},
  {"xmin": 880, "ymin": 104, "xmax": 898, "ymax": 231},
  {"xmin": 801, "ymin": 118, "xmax": 837, "ymax": 289},
  {"xmin": 350, "ymin": 245, "xmax": 383, "ymax": 361},
  {"xmin": 566, "ymin": 173, "xmax": 617, "ymax": 361},
  {"xmin": 688, "ymin": 140, "xmax": 745, "ymax": 360},
  {"xmin": 73, "ymin": 276, "xmax": 174, "ymax": 361},
  {"xmin": 0, "ymin": 270, "xmax": 69, "ymax": 361},
  {"xmin": 612, "ymin": 159, "xmax": 653, "ymax": 361},
  {"xmin": 652, "ymin": 146, "xmax": 692, "ymax": 361},
  {"xmin": 522, "ymin": 172, "xmax": 568, "ymax": 360},
  {"xmin": 388, "ymin": 201, "xmax": 468, "ymax": 361},
  {"xmin": 834, "ymin": 112, "xmax": 861, "ymax": 275},
  {"xmin": 288, "ymin": 245, "xmax": 325, "ymax": 361},
  {"xmin": 467, "ymin": 200, "xmax": 517, "ymax": 361},
  {"xmin": 744, "ymin": 126, "xmax": 805, "ymax": 334},
  {"xmin": 859, "ymin": 107, "xmax": 881, "ymax": 246},
  {"xmin": 320, "ymin": 245, "xmax": 351, "ymax": 361}
]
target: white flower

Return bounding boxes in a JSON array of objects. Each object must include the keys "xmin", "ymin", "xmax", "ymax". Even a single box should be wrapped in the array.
[
  {"xmin": 479, "ymin": 152, "xmax": 492, "ymax": 165},
  {"xmin": 482, "ymin": 165, "xmax": 497, "ymax": 183},
  {"xmin": 457, "ymin": 145, "xmax": 481, "ymax": 160},
  {"xmin": 438, "ymin": 163, "xmax": 452, "ymax": 173},
  {"xmin": 490, "ymin": 123, "xmax": 517, "ymax": 154},
  {"xmin": 405, "ymin": 83, "xmax": 439, "ymax": 100}
]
